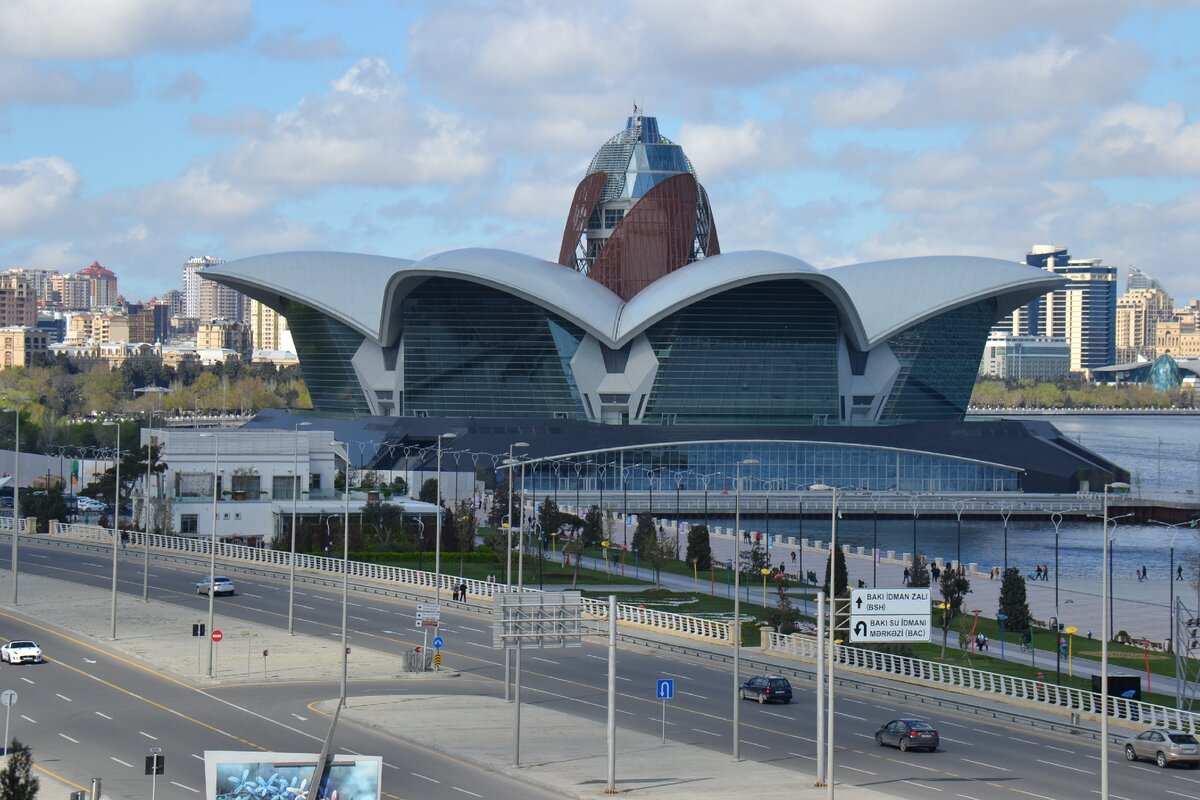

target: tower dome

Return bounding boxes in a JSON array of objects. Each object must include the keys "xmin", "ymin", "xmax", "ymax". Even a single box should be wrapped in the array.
[{"xmin": 557, "ymin": 110, "xmax": 720, "ymax": 300}]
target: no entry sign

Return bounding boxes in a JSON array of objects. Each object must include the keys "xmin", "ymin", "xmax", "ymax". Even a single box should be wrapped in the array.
[{"xmin": 211, "ymin": 629, "xmax": 223, "ymax": 642}]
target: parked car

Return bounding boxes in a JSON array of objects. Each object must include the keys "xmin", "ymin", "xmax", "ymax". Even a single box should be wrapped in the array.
[
  {"xmin": 196, "ymin": 576, "xmax": 236, "ymax": 596},
  {"xmin": 1123, "ymin": 729, "xmax": 1200, "ymax": 768},
  {"xmin": 76, "ymin": 496, "xmax": 107, "ymax": 512},
  {"xmin": 875, "ymin": 718, "xmax": 940, "ymax": 752},
  {"xmin": 738, "ymin": 675, "xmax": 793, "ymax": 704},
  {"xmin": 0, "ymin": 640, "xmax": 43, "ymax": 664}
]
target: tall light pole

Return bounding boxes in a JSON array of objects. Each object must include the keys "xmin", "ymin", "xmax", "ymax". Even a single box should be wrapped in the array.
[
  {"xmin": 502, "ymin": 441, "xmax": 528, "ymax": 705},
  {"xmin": 434, "ymin": 432, "xmax": 457, "ymax": 605},
  {"xmin": 103, "ymin": 420, "xmax": 121, "ymax": 639},
  {"xmin": 505, "ymin": 442, "xmax": 529, "ymax": 587},
  {"xmin": 6, "ymin": 407, "xmax": 19, "ymax": 606},
  {"xmin": 202, "ymin": 431, "xmax": 220, "ymax": 677},
  {"xmin": 288, "ymin": 421, "xmax": 312, "ymax": 635},
  {"xmin": 332, "ymin": 442, "xmax": 351, "ymax": 702},
  {"xmin": 142, "ymin": 411, "xmax": 157, "ymax": 602},
  {"xmin": 811, "ymin": 482, "xmax": 840, "ymax": 798},
  {"xmin": 1101, "ymin": 480, "xmax": 1130, "ymax": 800},
  {"xmin": 732, "ymin": 457, "xmax": 759, "ymax": 761}
]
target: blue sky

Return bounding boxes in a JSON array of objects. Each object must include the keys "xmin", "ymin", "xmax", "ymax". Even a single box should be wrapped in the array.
[{"xmin": 2, "ymin": 0, "xmax": 1199, "ymax": 303}]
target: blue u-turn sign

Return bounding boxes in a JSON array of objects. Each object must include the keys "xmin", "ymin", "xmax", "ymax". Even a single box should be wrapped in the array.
[{"xmin": 656, "ymin": 678, "xmax": 674, "ymax": 700}]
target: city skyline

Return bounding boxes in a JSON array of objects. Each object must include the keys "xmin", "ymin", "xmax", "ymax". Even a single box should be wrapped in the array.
[{"xmin": 2, "ymin": 2, "xmax": 1200, "ymax": 302}]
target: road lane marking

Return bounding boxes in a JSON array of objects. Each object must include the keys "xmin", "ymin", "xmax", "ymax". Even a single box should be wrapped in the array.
[
  {"xmin": 940, "ymin": 736, "xmax": 971, "ymax": 745},
  {"xmin": 840, "ymin": 765, "xmax": 877, "ymax": 775},
  {"xmin": 960, "ymin": 758, "xmax": 1009, "ymax": 771},
  {"xmin": 452, "ymin": 788, "xmax": 482, "ymax": 797},
  {"xmin": 663, "ymin": 671, "xmax": 689, "ymax": 678},
  {"xmin": 901, "ymin": 780, "xmax": 942, "ymax": 791},
  {"xmin": 616, "ymin": 675, "xmax": 631, "ymax": 681},
  {"xmin": 890, "ymin": 759, "xmax": 939, "ymax": 772},
  {"xmin": 170, "ymin": 782, "xmax": 200, "ymax": 793},
  {"xmin": 693, "ymin": 728, "xmax": 720, "ymax": 736},
  {"xmin": 412, "ymin": 773, "xmax": 440, "ymax": 784},
  {"xmin": 20, "ymin": 715, "xmax": 35, "ymax": 723},
  {"xmin": 835, "ymin": 711, "xmax": 866, "ymax": 721},
  {"xmin": 1036, "ymin": 759, "xmax": 1090, "ymax": 774},
  {"xmin": 647, "ymin": 717, "xmax": 678, "ymax": 725},
  {"xmin": 19, "ymin": 677, "xmax": 33, "ymax": 684},
  {"xmin": 789, "ymin": 751, "xmax": 817, "ymax": 761},
  {"xmin": 111, "ymin": 757, "xmax": 134, "ymax": 767},
  {"xmin": 139, "ymin": 731, "xmax": 158, "ymax": 740},
  {"xmin": 296, "ymin": 604, "xmax": 315, "ymax": 610},
  {"xmin": 1009, "ymin": 736, "xmax": 1037, "ymax": 745},
  {"xmin": 241, "ymin": 592, "xmax": 263, "ymax": 598},
  {"xmin": 460, "ymin": 626, "xmax": 483, "ymax": 632},
  {"xmin": 350, "ymin": 615, "xmax": 369, "ymax": 622},
  {"xmin": 761, "ymin": 711, "xmax": 792, "ymax": 720},
  {"xmin": 96, "ymin": 712, "xmax": 111, "ymax": 719},
  {"xmin": 679, "ymin": 690, "xmax": 706, "ymax": 698},
  {"xmin": 292, "ymin": 714, "xmax": 308, "ymax": 721},
  {"xmin": 742, "ymin": 740, "xmax": 769, "ymax": 749},
  {"xmin": 1012, "ymin": 790, "xmax": 1056, "ymax": 800},
  {"xmin": 532, "ymin": 657, "xmax": 559, "ymax": 664},
  {"xmin": 368, "ymin": 607, "xmax": 388, "ymax": 613},
  {"xmin": 55, "ymin": 693, "xmax": 72, "ymax": 701},
  {"xmin": 467, "ymin": 641, "xmax": 489, "ymax": 648},
  {"xmin": 1165, "ymin": 792, "xmax": 1200, "ymax": 800},
  {"xmin": 1045, "ymin": 745, "xmax": 1074, "ymax": 753}
]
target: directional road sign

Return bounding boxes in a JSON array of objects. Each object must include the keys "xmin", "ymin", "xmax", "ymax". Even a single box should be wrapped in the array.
[
  {"xmin": 417, "ymin": 603, "xmax": 442, "ymax": 613},
  {"xmin": 849, "ymin": 588, "xmax": 931, "ymax": 643},
  {"xmin": 850, "ymin": 588, "xmax": 931, "ymax": 615},
  {"xmin": 656, "ymin": 679, "xmax": 674, "ymax": 700},
  {"xmin": 432, "ymin": 636, "xmax": 444, "ymax": 649},
  {"xmin": 850, "ymin": 615, "xmax": 931, "ymax": 642}
]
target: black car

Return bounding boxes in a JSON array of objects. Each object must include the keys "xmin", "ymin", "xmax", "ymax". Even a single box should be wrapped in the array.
[
  {"xmin": 739, "ymin": 675, "xmax": 792, "ymax": 704},
  {"xmin": 875, "ymin": 718, "xmax": 940, "ymax": 752}
]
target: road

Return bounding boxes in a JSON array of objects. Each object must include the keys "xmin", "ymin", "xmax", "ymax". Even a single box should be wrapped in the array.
[{"xmin": 4, "ymin": 537, "xmax": 1200, "ymax": 800}]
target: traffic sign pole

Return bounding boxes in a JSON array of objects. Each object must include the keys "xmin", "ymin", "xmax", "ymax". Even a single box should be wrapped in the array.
[{"xmin": 0, "ymin": 689, "xmax": 16, "ymax": 756}]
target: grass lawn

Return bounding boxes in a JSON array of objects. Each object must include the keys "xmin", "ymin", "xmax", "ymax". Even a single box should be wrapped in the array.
[{"xmin": 360, "ymin": 551, "xmax": 651, "ymax": 587}]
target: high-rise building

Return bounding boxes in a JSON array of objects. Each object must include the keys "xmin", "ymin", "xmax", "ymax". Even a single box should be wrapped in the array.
[
  {"xmin": 0, "ymin": 275, "xmax": 37, "ymax": 328},
  {"xmin": 126, "ymin": 302, "xmax": 171, "ymax": 344},
  {"xmin": 198, "ymin": 319, "xmax": 252, "ymax": 358},
  {"xmin": 249, "ymin": 298, "xmax": 289, "ymax": 351},
  {"xmin": 78, "ymin": 261, "xmax": 119, "ymax": 308},
  {"xmin": 1116, "ymin": 277, "xmax": 1173, "ymax": 363},
  {"xmin": 161, "ymin": 289, "xmax": 185, "ymax": 317},
  {"xmin": 49, "ymin": 273, "xmax": 92, "ymax": 310},
  {"xmin": 979, "ymin": 333, "xmax": 1071, "ymax": 381},
  {"xmin": 3, "ymin": 268, "xmax": 56, "ymax": 305},
  {"xmin": 184, "ymin": 256, "xmax": 249, "ymax": 323}
]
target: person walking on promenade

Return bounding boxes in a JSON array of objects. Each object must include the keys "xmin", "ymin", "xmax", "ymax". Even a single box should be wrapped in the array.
[
  {"xmin": 902, "ymin": 567, "xmax": 911, "ymax": 587},
  {"xmin": 1034, "ymin": 565, "xmax": 1042, "ymax": 580},
  {"xmin": 1179, "ymin": 565, "xmax": 1185, "ymax": 581}
]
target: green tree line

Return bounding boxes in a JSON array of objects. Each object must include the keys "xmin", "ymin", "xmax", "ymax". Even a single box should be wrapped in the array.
[{"xmin": 970, "ymin": 376, "xmax": 1197, "ymax": 410}]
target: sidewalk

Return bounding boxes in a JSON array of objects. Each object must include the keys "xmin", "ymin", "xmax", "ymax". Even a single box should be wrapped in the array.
[{"xmin": 0, "ymin": 569, "xmax": 899, "ymax": 800}]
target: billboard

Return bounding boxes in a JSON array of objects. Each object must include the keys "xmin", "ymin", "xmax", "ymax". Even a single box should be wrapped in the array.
[{"xmin": 205, "ymin": 751, "xmax": 382, "ymax": 800}]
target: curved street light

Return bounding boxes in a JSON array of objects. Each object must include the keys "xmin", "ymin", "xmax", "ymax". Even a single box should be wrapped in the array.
[
  {"xmin": 102, "ymin": 419, "xmax": 121, "ymax": 640},
  {"xmin": 434, "ymin": 432, "xmax": 457, "ymax": 606},
  {"xmin": 1101, "ymin": 480, "xmax": 1130, "ymax": 800},
  {"xmin": 288, "ymin": 421, "xmax": 312, "ymax": 635},
  {"xmin": 731, "ymin": 457, "xmax": 759, "ymax": 761},
  {"xmin": 5, "ymin": 407, "xmax": 19, "ymax": 606}
]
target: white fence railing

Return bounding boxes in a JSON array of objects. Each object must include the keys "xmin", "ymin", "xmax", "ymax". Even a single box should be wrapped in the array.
[
  {"xmin": 766, "ymin": 631, "xmax": 1200, "ymax": 733},
  {"xmin": 47, "ymin": 522, "xmax": 732, "ymax": 644}
]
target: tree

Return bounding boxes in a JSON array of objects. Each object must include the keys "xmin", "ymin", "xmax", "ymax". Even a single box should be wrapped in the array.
[
  {"xmin": 686, "ymin": 524, "xmax": 713, "ymax": 571},
  {"xmin": 909, "ymin": 553, "xmax": 931, "ymax": 588},
  {"xmin": 642, "ymin": 525, "xmax": 674, "ymax": 586},
  {"xmin": 582, "ymin": 505, "xmax": 604, "ymax": 548},
  {"xmin": 418, "ymin": 477, "xmax": 438, "ymax": 504},
  {"xmin": 739, "ymin": 536, "xmax": 769, "ymax": 579},
  {"xmin": 764, "ymin": 572, "xmax": 801, "ymax": 634},
  {"xmin": 22, "ymin": 489, "xmax": 70, "ymax": 533},
  {"xmin": 998, "ymin": 567, "xmax": 1032, "ymax": 634},
  {"xmin": 938, "ymin": 566, "xmax": 972, "ymax": 658},
  {"xmin": 0, "ymin": 738, "xmax": 39, "ymax": 800},
  {"xmin": 823, "ymin": 544, "xmax": 848, "ymax": 598},
  {"xmin": 633, "ymin": 512, "xmax": 656, "ymax": 558}
]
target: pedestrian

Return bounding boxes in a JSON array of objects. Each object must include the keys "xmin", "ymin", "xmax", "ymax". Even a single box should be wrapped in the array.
[
  {"xmin": 743, "ymin": 530, "xmax": 750, "ymax": 544},
  {"xmin": 931, "ymin": 564, "xmax": 940, "ymax": 582},
  {"xmin": 1087, "ymin": 629, "xmax": 1093, "ymax": 639},
  {"xmin": 460, "ymin": 581, "xmax": 468, "ymax": 601},
  {"xmin": 902, "ymin": 567, "xmax": 911, "ymax": 587},
  {"xmin": 120, "ymin": 530, "xmax": 128, "ymax": 549},
  {"xmin": 1042, "ymin": 564, "xmax": 1049, "ymax": 581},
  {"xmin": 1034, "ymin": 565, "xmax": 1042, "ymax": 580},
  {"xmin": 790, "ymin": 550, "xmax": 796, "ymax": 564},
  {"xmin": 1179, "ymin": 565, "xmax": 1184, "ymax": 581}
]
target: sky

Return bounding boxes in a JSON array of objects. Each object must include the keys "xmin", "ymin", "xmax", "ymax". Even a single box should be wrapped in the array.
[{"xmin": 2, "ymin": 0, "xmax": 1200, "ymax": 304}]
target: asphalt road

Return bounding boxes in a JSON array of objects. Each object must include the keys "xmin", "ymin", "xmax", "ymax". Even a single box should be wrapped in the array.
[{"xmin": 5, "ymin": 538, "xmax": 1200, "ymax": 800}]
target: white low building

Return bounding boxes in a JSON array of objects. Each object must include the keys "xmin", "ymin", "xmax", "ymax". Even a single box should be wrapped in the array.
[{"xmin": 141, "ymin": 427, "xmax": 439, "ymax": 545}]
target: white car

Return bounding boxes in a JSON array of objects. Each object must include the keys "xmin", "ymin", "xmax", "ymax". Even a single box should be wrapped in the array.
[
  {"xmin": 196, "ymin": 576, "xmax": 236, "ymax": 596},
  {"xmin": 76, "ymin": 497, "xmax": 107, "ymax": 512},
  {"xmin": 0, "ymin": 640, "xmax": 43, "ymax": 664}
]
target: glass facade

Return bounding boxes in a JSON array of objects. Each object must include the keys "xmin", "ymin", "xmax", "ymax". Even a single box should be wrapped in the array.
[
  {"xmin": 642, "ymin": 281, "xmax": 840, "ymax": 425},
  {"xmin": 515, "ymin": 441, "xmax": 1020, "ymax": 495},
  {"xmin": 285, "ymin": 300, "xmax": 370, "ymax": 416},
  {"xmin": 401, "ymin": 280, "xmax": 588, "ymax": 418},
  {"xmin": 882, "ymin": 299, "xmax": 997, "ymax": 421}
]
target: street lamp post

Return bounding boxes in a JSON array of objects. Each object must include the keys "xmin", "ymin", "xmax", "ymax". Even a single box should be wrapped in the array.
[
  {"xmin": 332, "ymin": 442, "xmax": 351, "ymax": 702},
  {"xmin": 288, "ymin": 421, "xmax": 312, "ymax": 635},
  {"xmin": 6, "ymin": 407, "xmax": 19, "ymax": 606},
  {"xmin": 103, "ymin": 420, "xmax": 121, "ymax": 639},
  {"xmin": 142, "ymin": 411, "xmax": 158, "ymax": 602},
  {"xmin": 434, "ymin": 432, "xmax": 457, "ymax": 605},
  {"xmin": 997, "ymin": 613, "xmax": 1008, "ymax": 661},
  {"xmin": 204, "ymin": 431, "xmax": 220, "ymax": 677},
  {"xmin": 810, "ymin": 483, "xmax": 840, "ymax": 798},
  {"xmin": 1101, "ymin": 481, "xmax": 1130, "ymax": 800},
  {"xmin": 732, "ymin": 457, "xmax": 758, "ymax": 761},
  {"xmin": 505, "ymin": 442, "xmax": 529, "ymax": 590},
  {"xmin": 952, "ymin": 499, "xmax": 969, "ymax": 571}
]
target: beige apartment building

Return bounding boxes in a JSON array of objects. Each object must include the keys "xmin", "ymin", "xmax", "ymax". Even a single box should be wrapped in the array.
[
  {"xmin": 249, "ymin": 298, "xmax": 289, "ymax": 351},
  {"xmin": 0, "ymin": 326, "xmax": 50, "ymax": 368},
  {"xmin": 1157, "ymin": 319, "xmax": 1200, "ymax": 358},
  {"xmin": 197, "ymin": 319, "xmax": 252, "ymax": 358},
  {"xmin": 1115, "ymin": 286, "xmax": 1173, "ymax": 362},
  {"xmin": 0, "ymin": 275, "xmax": 37, "ymax": 328}
]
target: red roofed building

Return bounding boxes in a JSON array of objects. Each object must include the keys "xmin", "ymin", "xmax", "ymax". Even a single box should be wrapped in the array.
[{"xmin": 78, "ymin": 260, "xmax": 118, "ymax": 308}]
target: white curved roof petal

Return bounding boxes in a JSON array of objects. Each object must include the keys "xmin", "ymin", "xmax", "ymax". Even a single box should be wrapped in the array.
[
  {"xmin": 201, "ymin": 252, "xmax": 413, "ymax": 339},
  {"xmin": 209, "ymin": 249, "xmax": 1064, "ymax": 350}
]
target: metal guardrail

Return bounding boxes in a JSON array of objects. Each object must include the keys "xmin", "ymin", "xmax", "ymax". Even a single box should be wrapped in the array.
[
  {"xmin": 766, "ymin": 631, "xmax": 1200, "ymax": 733},
  {"xmin": 48, "ymin": 522, "xmax": 733, "ymax": 644}
]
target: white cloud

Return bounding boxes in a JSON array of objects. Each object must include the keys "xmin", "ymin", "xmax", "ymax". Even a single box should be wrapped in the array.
[
  {"xmin": 257, "ymin": 28, "xmax": 344, "ymax": 61},
  {"xmin": 1072, "ymin": 102, "xmax": 1200, "ymax": 175},
  {"xmin": 220, "ymin": 59, "xmax": 490, "ymax": 191},
  {"xmin": 161, "ymin": 70, "xmax": 206, "ymax": 101},
  {"xmin": 0, "ymin": 157, "xmax": 82, "ymax": 232},
  {"xmin": 0, "ymin": 61, "xmax": 132, "ymax": 107},
  {"xmin": 0, "ymin": 0, "xmax": 251, "ymax": 59}
]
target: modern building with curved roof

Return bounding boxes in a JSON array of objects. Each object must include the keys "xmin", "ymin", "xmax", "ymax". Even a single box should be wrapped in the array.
[{"xmin": 208, "ymin": 113, "xmax": 1124, "ymax": 493}]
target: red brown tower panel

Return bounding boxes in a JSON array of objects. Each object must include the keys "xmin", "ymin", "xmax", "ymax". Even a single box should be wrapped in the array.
[
  {"xmin": 588, "ymin": 173, "xmax": 699, "ymax": 301},
  {"xmin": 557, "ymin": 172, "xmax": 608, "ymax": 267},
  {"xmin": 702, "ymin": 193, "xmax": 721, "ymax": 257}
]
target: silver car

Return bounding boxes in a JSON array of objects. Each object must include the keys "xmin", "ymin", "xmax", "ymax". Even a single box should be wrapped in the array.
[{"xmin": 1123, "ymin": 728, "xmax": 1200, "ymax": 768}]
